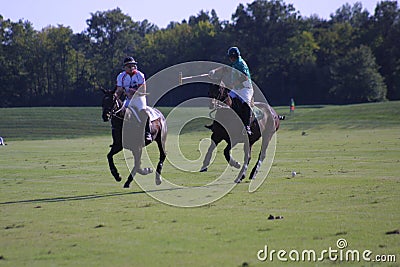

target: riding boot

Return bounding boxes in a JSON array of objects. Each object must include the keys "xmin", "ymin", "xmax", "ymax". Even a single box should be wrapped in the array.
[
  {"xmin": 145, "ymin": 118, "xmax": 152, "ymax": 141},
  {"xmin": 231, "ymin": 97, "xmax": 251, "ymax": 135},
  {"xmin": 242, "ymin": 102, "xmax": 253, "ymax": 136},
  {"xmin": 245, "ymin": 125, "xmax": 252, "ymax": 135},
  {"xmin": 139, "ymin": 110, "xmax": 152, "ymax": 142}
]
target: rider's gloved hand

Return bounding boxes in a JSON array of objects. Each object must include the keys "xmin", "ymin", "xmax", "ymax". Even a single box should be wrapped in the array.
[
  {"xmin": 208, "ymin": 69, "xmax": 216, "ymax": 79},
  {"xmin": 128, "ymin": 87, "xmax": 138, "ymax": 94}
]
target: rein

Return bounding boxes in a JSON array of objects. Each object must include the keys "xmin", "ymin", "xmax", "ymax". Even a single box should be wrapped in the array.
[
  {"xmin": 111, "ymin": 111, "xmax": 125, "ymax": 121},
  {"xmin": 208, "ymin": 86, "xmax": 231, "ymax": 120},
  {"xmin": 108, "ymin": 96, "xmax": 125, "ymax": 120},
  {"xmin": 216, "ymin": 86, "xmax": 231, "ymax": 105}
]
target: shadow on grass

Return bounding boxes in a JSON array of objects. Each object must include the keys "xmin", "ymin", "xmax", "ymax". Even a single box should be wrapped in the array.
[
  {"xmin": 0, "ymin": 181, "xmax": 235, "ymax": 205},
  {"xmin": 0, "ymin": 191, "xmax": 147, "ymax": 205}
]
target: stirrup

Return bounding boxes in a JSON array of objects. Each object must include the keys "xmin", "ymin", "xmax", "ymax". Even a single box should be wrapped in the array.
[
  {"xmin": 246, "ymin": 126, "xmax": 252, "ymax": 135},
  {"xmin": 244, "ymin": 126, "xmax": 252, "ymax": 135},
  {"xmin": 145, "ymin": 133, "xmax": 152, "ymax": 141}
]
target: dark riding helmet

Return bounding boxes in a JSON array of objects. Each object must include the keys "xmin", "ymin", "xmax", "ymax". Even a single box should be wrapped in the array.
[
  {"xmin": 227, "ymin": 47, "xmax": 240, "ymax": 58},
  {"xmin": 123, "ymin": 56, "xmax": 137, "ymax": 66}
]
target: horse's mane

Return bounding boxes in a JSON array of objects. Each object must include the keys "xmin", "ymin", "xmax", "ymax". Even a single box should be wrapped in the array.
[{"xmin": 210, "ymin": 82, "xmax": 232, "ymax": 107}]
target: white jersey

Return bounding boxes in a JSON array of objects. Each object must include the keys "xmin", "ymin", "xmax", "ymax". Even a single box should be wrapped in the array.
[{"xmin": 116, "ymin": 70, "xmax": 147, "ymax": 110}]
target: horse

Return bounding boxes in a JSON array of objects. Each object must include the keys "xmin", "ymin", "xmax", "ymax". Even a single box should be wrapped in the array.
[
  {"xmin": 200, "ymin": 83, "xmax": 283, "ymax": 183},
  {"xmin": 101, "ymin": 89, "xmax": 167, "ymax": 188}
]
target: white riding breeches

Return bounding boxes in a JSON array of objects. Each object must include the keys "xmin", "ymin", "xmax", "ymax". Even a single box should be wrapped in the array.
[
  {"xmin": 124, "ymin": 95, "xmax": 147, "ymax": 110},
  {"xmin": 230, "ymin": 86, "xmax": 254, "ymax": 105}
]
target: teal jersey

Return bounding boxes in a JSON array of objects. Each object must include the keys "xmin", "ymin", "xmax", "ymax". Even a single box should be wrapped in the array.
[{"xmin": 231, "ymin": 56, "xmax": 251, "ymax": 89}]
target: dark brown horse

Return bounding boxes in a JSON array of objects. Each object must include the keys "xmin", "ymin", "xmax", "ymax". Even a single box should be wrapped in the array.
[
  {"xmin": 200, "ymin": 83, "xmax": 283, "ymax": 183},
  {"xmin": 101, "ymin": 89, "xmax": 167, "ymax": 188}
]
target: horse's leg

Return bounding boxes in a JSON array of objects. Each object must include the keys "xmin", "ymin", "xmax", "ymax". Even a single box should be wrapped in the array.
[
  {"xmin": 136, "ymin": 137, "xmax": 152, "ymax": 176},
  {"xmin": 224, "ymin": 141, "xmax": 241, "ymax": 169},
  {"xmin": 123, "ymin": 155, "xmax": 135, "ymax": 188},
  {"xmin": 200, "ymin": 133, "xmax": 222, "ymax": 172},
  {"xmin": 200, "ymin": 142, "xmax": 217, "ymax": 172},
  {"xmin": 107, "ymin": 145, "xmax": 122, "ymax": 182},
  {"xmin": 154, "ymin": 136, "xmax": 166, "ymax": 185},
  {"xmin": 107, "ymin": 128, "xmax": 123, "ymax": 182},
  {"xmin": 249, "ymin": 137, "xmax": 269, "ymax": 180},
  {"xmin": 234, "ymin": 142, "xmax": 251, "ymax": 183},
  {"xmin": 249, "ymin": 117, "xmax": 276, "ymax": 180},
  {"xmin": 124, "ymin": 147, "xmax": 142, "ymax": 188}
]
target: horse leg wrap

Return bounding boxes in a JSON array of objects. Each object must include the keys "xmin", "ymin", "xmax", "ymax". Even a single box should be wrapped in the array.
[{"xmin": 156, "ymin": 162, "xmax": 163, "ymax": 174}]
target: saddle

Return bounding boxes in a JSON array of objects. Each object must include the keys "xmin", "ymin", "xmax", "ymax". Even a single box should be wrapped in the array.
[
  {"xmin": 146, "ymin": 107, "xmax": 162, "ymax": 122},
  {"xmin": 252, "ymin": 106, "xmax": 264, "ymax": 121},
  {"xmin": 127, "ymin": 106, "xmax": 161, "ymax": 124},
  {"xmin": 126, "ymin": 106, "xmax": 162, "ymax": 142}
]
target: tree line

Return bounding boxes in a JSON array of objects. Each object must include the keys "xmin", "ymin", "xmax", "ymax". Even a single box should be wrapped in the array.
[{"xmin": 0, "ymin": 0, "xmax": 399, "ymax": 107}]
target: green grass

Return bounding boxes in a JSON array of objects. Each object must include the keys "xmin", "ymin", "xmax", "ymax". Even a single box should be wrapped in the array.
[
  {"xmin": 0, "ymin": 107, "xmax": 109, "ymax": 140},
  {"xmin": 275, "ymin": 101, "xmax": 400, "ymax": 130},
  {"xmin": 0, "ymin": 102, "xmax": 399, "ymax": 266}
]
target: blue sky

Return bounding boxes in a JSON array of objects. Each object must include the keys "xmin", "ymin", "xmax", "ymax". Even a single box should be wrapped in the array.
[{"xmin": 1, "ymin": 0, "xmax": 380, "ymax": 32}]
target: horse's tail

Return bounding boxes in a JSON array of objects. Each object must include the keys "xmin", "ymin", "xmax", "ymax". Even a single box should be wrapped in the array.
[
  {"xmin": 255, "ymin": 102, "xmax": 281, "ymax": 132},
  {"xmin": 153, "ymin": 108, "xmax": 167, "ymax": 145}
]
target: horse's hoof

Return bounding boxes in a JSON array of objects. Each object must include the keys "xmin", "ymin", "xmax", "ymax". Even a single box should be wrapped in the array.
[
  {"xmin": 123, "ymin": 183, "xmax": 130, "ymax": 188},
  {"xmin": 138, "ymin": 168, "xmax": 153, "ymax": 175},
  {"xmin": 200, "ymin": 167, "xmax": 208, "ymax": 172},
  {"xmin": 111, "ymin": 170, "xmax": 122, "ymax": 182},
  {"xmin": 155, "ymin": 175, "xmax": 162, "ymax": 185},
  {"xmin": 234, "ymin": 174, "xmax": 245, "ymax": 183},
  {"xmin": 231, "ymin": 162, "xmax": 241, "ymax": 169},
  {"xmin": 113, "ymin": 175, "xmax": 122, "ymax": 182},
  {"xmin": 249, "ymin": 174, "xmax": 257, "ymax": 180}
]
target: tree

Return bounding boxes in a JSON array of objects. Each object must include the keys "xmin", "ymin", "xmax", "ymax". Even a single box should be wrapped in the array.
[
  {"xmin": 85, "ymin": 8, "xmax": 143, "ymax": 89},
  {"xmin": 0, "ymin": 0, "xmax": 397, "ymax": 106},
  {"xmin": 139, "ymin": 19, "xmax": 221, "ymax": 76},
  {"xmin": 330, "ymin": 2, "xmax": 371, "ymax": 28},
  {"xmin": 286, "ymin": 30, "xmax": 320, "ymax": 103},
  {"xmin": 330, "ymin": 45, "xmax": 387, "ymax": 103},
  {"xmin": 370, "ymin": 1, "xmax": 400, "ymax": 100},
  {"xmin": 0, "ymin": 16, "xmax": 13, "ymax": 106},
  {"xmin": 0, "ymin": 18, "xmax": 37, "ymax": 106},
  {"xmin": 230, "ymin": 0, "xmax": 303, "ymax": 103},
  {"xmin": 38, "ymin": 26, "xmax": 76, "ymax": 104}
]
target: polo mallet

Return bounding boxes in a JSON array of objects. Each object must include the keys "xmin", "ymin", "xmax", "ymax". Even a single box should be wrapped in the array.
[
  {"xmin": 135, "ymin": 92, "xmax": 150, "ymax": 96},
  {"xmin": 179, "ymin": 72, "xmax": 209, "ymax": 85}
]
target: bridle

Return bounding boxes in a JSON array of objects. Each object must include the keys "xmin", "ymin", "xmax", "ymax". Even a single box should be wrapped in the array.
[
  {"xmin": 104, "ymin": 94, "xmax": 125, "ymax": 121},
  {"xmin": 112, "ymin": 96, "xmax": 125, "ymax": 119},
  {"xmin": 209, "ymin": 84, "xmax": 231, "ymax": 119}
]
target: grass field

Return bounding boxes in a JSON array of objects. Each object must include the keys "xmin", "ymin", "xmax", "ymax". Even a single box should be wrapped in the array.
[{"xmin": 0, "ymin": 102, "xmax": 399, "ymax": 266}]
